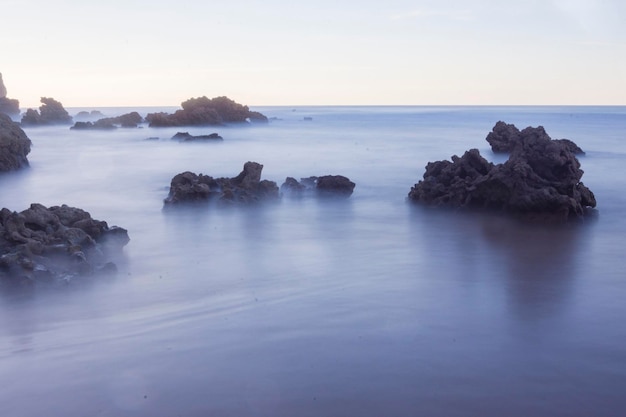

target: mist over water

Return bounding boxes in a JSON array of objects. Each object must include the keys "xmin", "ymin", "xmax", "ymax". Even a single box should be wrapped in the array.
[{"xmin": 1, "ymin": 106, "xmax": 625, "ymax": 416}]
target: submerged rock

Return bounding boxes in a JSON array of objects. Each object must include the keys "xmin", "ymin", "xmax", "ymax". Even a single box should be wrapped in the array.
[
  {"xmin": 164, "ymin": 161, "xmax": 279, "ymax": 206},
  {"xmin": 146, "ymin": 96, "xmax": 268, "ymax": 127},
  {"xmin": 0, "ymin": 113, "xmax": 31, "ymax": 171},
  {"xmin": 486, "ymin": 121, "xmax": 584, "ymax": 155},
  {"xmin": 408, "ymin": 125, "xmax": 596, "ymax": 222},
  {"xmin": 0, "ymin": 204, "xmax": 130, "ymax": 289},
  {"xmin": 21, "ymin": 97, "xmax": 73, "ymax": 126},
  {"xmin": 281, "ymin": 175, "xmax": 355, "ymax": 198},
  {"xmin": 171, "ymin": 132, "xmax": 223, "ymax": 142}
]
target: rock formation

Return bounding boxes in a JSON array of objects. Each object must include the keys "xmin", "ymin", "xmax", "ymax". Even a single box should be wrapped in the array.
[
  {"xmin": 0, "ymin": 113, "xmax": 31, "ymax": 171},
  {"xmin": 70, "ymin": 112, "xmax": 143, "ymax": 130},
  {"xmin": 146, "ymin": 96, "xmax": 268, "ymax": 127},
  {"xmin": 281, "ymin": 175, "xmax": 356, "ymax": 198},
  {"xmin": 0, "ymin": 203, "xmax": 130, "ymax": 288},
  {"xmin": 171, "ymin": 132, "xmax": 223, "ymax": 142},
  {"xmin": 0, "ymin": 73, "xmax": 20, "ymax": 117},
  {"xmin": 408, "ymin": 125, "xmax": 596, "ymax": 222},
  {"xmin": 21, "ymin": 97, "xmax": 73, "ymax": 125},
  {"xmin": 164, "ymin": 162, "xmax": 279, "ymax": 205},
  {"xmin": 487, "ymin": 121, "xmax": 584, "ymax": 155}
]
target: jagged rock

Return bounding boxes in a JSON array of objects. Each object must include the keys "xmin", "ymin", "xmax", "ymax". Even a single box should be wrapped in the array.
[
  {"xmin": 146, "ymin": 96, "xmax": 268, "ymax": 127},
  {"xmin": 486, "ymin": 121, "xmax": 584, "ymax": 155},
  {"xmin": 21, "ymin": 97, "xmax": 73, "ymax": 125},
  {"xmin": 171, "ymin": 132, "xmax": 223, "ymax": 142},
  {"xmin": 164, "ymin": 162, "xmax": 279, "ymax": 206},
  {"xmin": 409, "ymin": 125, "xmax": 596, "ymax": 222},
  {"xmin": 0, "ymin": 73, "xmax": 20, "ymax": 116},
  {"xmin": 0, "ymin": 203, "xmax": 130, "ymax": 288},
  {"xmin": 0, "ymin": 113, "xmax": 31, "ymax": 171},
  {"xmin": 70, "ymin": 112, "xmax": 143, "ymax": 130},
  {"xmin": 280, "ymin": 175, "xmax": 356, "ymax": 198}
]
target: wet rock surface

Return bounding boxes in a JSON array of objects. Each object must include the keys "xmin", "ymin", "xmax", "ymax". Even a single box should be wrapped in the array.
[
  {"xmin": 0, "ymin": 204, "xmax": 130, "ymax": 289},
  {"xmin": 171, "ymin": 132, "xmax": 223, "ymax": 142},
  {"xmin": 0, "ymin": 113, "xmax": 31, "ymax": 171},
  {"xmin": 409, "ymin": 125, "xmax": 596, "ymax": 222},
  {"xmin": 281, "ymin": 175, "xmax": 356, "ymax": 198}
]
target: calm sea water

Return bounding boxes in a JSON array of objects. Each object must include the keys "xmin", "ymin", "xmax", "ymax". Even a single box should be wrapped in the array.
[{"xmin": 1, "ymin": 106, "xmax": 625, "ymax": 416}]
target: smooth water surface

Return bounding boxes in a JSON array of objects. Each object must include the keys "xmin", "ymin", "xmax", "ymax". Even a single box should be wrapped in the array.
[{"xmin": 1, "ymin": 106, "xmax": 625, "ymax": 416}]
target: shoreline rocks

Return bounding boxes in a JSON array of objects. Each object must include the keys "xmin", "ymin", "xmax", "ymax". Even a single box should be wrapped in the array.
[
  {"xmin": 0, "ymin": 113, "xmax": 31, "ymax": 171},
  {"xmin": 408, "ymin": 124, "xmax": 596, "ymax": 222},
  {"xmin": 0, "ymin": 204, "xmax": 130, "ymax": 289},
  {"xmin": 0, "ymin": 73, "xmax": 21, "ymax": 117}
]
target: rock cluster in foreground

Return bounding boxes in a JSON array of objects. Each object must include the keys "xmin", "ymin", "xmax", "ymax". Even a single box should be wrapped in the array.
[
  {"xmin": 408, "ymin": 124, "xmax": 596, "ymax": 222},
  {"xmin": 0, "ymin": 204, "xmax": 130, "ymax": 288},
  {"xmin": 146, "ymin": 96, "xmax": 268, "ymax": 127},
  {"xmin": 0, "ymin": 113, "xmax": 31, "ymax": 171},
  {"xmin": 165, "ymin": 162, "xmax": 356, "ymax": 206}
]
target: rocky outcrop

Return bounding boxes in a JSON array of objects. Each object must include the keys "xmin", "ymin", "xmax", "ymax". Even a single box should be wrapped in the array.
[
  {"xmin": 146, "ymin": 96, "xmax": 268, "ymax": 127},
  {"xmin": 281, "ymin": 175, "xmax": 356, "ymax": 198},
  {"xmin": 0, "ymin": 203, "xmax": 130, "ymax": 288},
  {"xmin": 486, "ymin": 121, "xmax": 584, "ymax": 155},
  {"xmin": 408, "ymin": 125, "xmax": 596, "ymax": 222},
  {"xmin": 164, "ymin": 162, "xmax": 279, "ymax": 206},
  {"xmin": 21, "ymin": 97, "xmax": 73, "ymax": 125},
  {"xmin": 70, "ymin": 112, "xmax": 143, "ymax": 130},
  {"xmin": 75, "ymin": 110, "xmax": 105, "ymax": 121},
  {"xmin": 0, "ymin": 113, "xmax": 31, "ymax": 171},
  {"xmin": 0, "ymin": 73, "xmax": 21, "ymax": 117},
  {"xmin": 171, "ymin": 132, "xmax": 223, "ymax": 142}
]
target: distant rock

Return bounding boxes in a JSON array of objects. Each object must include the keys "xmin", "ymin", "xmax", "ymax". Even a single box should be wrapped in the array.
[
  {"xmin": 70, "ymin": 112, "xmax": 143, "ymax": 130},
  {"xmin": 486, "ymin": 121, "xmax": 584, "ymax": 155},
  {"xmin": 409, "ymin": 125, "xmax": 596, "ymax": 222},
  {"xmin": 75, "ymin": 110, "xmax": 106, "ymax": 121},
  {"xmin": 146, "ymin": 96, "xmax": 268, "ymax": 127},
  {"xmin": 0, "ymin": 73, "xmax": 21, "ymax": 117},
  {"xmin": 164, "ymin": 162, "xmax": 279, "ymax": 206},
  {"xmin": 171, "ymin": 132, "xmax": 223, "ymax": 142},
  {"xmin": 21, "ymin": 97, "xmax": 73, "ymax": 126},
  {"xmin": 0, "ymin": 113, "xmax": 31, "ymax": 171},
  {"xmin": 0, "ymin": 203, "xmax": 130, "ymax": 289},
  {"xmin": 281, "ymin": 175, "xmax": 355, "ymax": 198}
]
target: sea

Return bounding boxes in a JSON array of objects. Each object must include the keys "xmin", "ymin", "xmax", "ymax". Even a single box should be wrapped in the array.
[{"xmin": 0, "ymin": 105, "xmax": 625, "ymax": 417}]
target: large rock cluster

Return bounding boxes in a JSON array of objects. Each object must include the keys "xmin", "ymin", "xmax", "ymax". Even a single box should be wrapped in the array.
[
  {"xmin": 164, "ymin": 162, "xmax": 280, "ymax": 205},
  {"xmin": 0, "ymin": 204, "xmax": 130, "ymax": 288},
  {"xmin": 0, "ymin": 73, "xmax": 20, "ymax": 117},
  {"xmin": 0, "ymin": 113, "xmax": 31, "ymax": 171},
  {"xmin": 71, "ymin": 112, "xmax": 143, "ymax": 130},
  {"xmin": 146, "ymin": 96, "xmax": 268, "ymax": 127},
  {"xmin": 165, "ymin": 162, "xmax": 357, "ymax": 206},
  {"xmin": 21, "ymin": 97, "xmax": 73, "ymax": 126},
  {"xmin": 408, "ymin": 124, "xmax": 596, "ymax": 222}
]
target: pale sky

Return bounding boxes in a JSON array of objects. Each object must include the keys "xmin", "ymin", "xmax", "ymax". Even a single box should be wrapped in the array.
[{"xmin": 2, "ymin": 0, "xmax": 625, "ymax": 107}]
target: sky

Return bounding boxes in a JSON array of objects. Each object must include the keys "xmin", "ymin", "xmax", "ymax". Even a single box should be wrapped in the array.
[{"xmin": 1, "ymin": 0, "xmax": 625, "ymax": 107}]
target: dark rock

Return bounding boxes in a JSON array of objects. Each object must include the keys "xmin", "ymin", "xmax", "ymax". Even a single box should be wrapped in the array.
[
  {"xmin": 486, "ymin": 121, "xmax": 584, "ymax": 155},
  {"xmin": 280, "ymin": 175, "xmax": 356, "ymax": 198},
  {"xmin": 164, "ymin": 161, "xmax": 279, "ymax": 206},
  {"xmin": 0, "ymin": 113, "xmax": 31, "ymax": 171},
  {"xmin": 0, "ymin": 203, "xmax": 129, "ymax": 288},
  {"xmin": 146, "ymin": 96, "xmax": 268, "ymax": 127},
  {"xmin": 171, "ymin": 132, "xmax": 223, "ymax": 142},
  {"xmin": 409, "ymin": 126, "xmax": 596, "ymax": 222},
  {"xmin": 21, "ymin": 97, "xmax": 73, "ymax": 126},
  {"xmin": 0, "ymin": 73, "xmax": 20, "ymax": 117}
]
